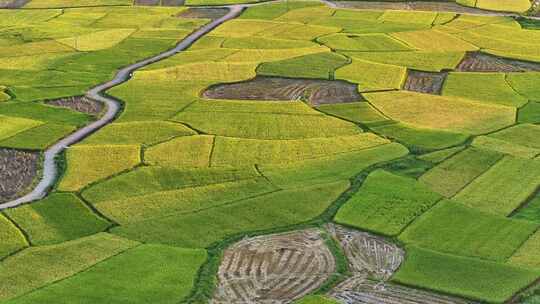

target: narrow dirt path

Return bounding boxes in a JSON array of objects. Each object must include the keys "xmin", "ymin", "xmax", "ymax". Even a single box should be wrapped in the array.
[{"xmin": 0, "ymin": 5, "xmax": 245, "ymax": 210}]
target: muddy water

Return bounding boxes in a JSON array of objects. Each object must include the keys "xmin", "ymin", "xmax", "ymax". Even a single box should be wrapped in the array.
[{"xmin": 0, "ymin": 5, "xmax": 245, "ymax": 210}]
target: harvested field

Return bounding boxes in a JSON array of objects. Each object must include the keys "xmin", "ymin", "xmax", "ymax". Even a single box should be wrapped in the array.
[
  {"xmin": 403, "ymin": 71, "xmax": 448, "ymax": 95},
  {"xmin": 327, "ymin": 224, "xmax": 403, "ymax": 282},
  {"xmin": 45, "ymin": 96, "xmax": 103, "ymax": 117},
  {"xmin": 331, "ymin": 281, "xmax": 473, "ymax": 304},
  {"xmin": 0, "ymin": 0, "xmax": 29, "ymax": 8},
  {"xmin": 457, "ymin": 52, "xmax": 540, "ymax": 72},
  {"xmin": 212, "ymin": 229, "xmax": 335, "ymax": 304},
  {"xmin": 0, "ymin": 148, "xmax": 39, "ymax": 203},
  {"xmin": 203, "ymin": 76, "xmax": 363, "ymax": 106},
  {"xmin": 178, "ymin": 8, "xmax": 229, "ymax": 19}
]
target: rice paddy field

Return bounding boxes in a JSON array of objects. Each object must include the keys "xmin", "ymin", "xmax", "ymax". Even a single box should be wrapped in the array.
[{"xmin": 0, "ymin": 0, "xmax": 539, "ymax": 303}]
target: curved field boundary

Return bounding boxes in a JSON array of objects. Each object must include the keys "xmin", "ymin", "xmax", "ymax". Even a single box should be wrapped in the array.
[
  {"xmin": 325, "ymin": 0, "xmax": 540, "ymax": 19},
  {"xmin": 0, "ymin": 4, "xmax": 245, "ymax": 210}
]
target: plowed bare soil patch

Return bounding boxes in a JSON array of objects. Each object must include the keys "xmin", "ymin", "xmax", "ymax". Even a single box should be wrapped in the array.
[
  {"xmin": 0, "ymin": 148, "xmax": 39, "ymax": 203},
  {"xmin": 134, "ymin": 0, "xmax": 160, "ymax": 5},
  {"xmin": 457, "ymin": 52, "xmax": 540, "ymax": 72},
  {"xmin": 212, "ymin": 229, "xmax": 336, "ymax": 304},
  {"xmin": 332, "ymin": 281, "xmax": 473, "ymax": 304},
  {"xmin": 403, "ymin": 71, "xmax": 447, "ymax": 95},
  {"xmin": 0, "ymin": 0, "xmax": 29, "ymax": 8},
  {"xmin": 46, "ymin": 96, "xmax": 103, "ymax": 116},
  {"xmin": 327, "ymin": 224, "xmax": 473, "ymax": 303},
  {"xmin": 203, "ymin": 76, "xmax": 363, "ymax": 106},
  {"xmin": 178, "ymin": 8, "xmax": 229, "ymax": 19},
  {"xmin": 328, "ymin": 224, "xmax": 403, "ymax": 281},
  {"xmin": 134, "ymin": 0, "xmax": 185, "ymax": 6},
  {"xmin": 330, "ymin": 1, "xmax": 497, "ymax": 14}
]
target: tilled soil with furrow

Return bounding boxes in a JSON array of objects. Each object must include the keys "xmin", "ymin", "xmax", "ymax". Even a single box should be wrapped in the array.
[
  {"xmin": 203, "ymin": 76, "xmax": 363, "ymax": 106},
  {"xmin": 178, "ymin": 8, "xmax": 230, "ymax": 19},
  {"xmin": 327, "ymin": 224, "xmax": 404, "ymax": 281},
  {"xmin": 331, "ymin": 281, "xmax": 474, "ymax": 304},
  {"xmin": 0, "ymin": 0, "xmax": 29, "ymax": 8},
  {"xmin": 403, "ymin": 71, "xmax": 447, "ymax": 95},
  {"xmin": 457, "ymin": 52, "xmax": 540, "ymax": 72},
  {"xmin": 213, "ymin": 229, "xmax": 335, "ymax": 304},
  {"xmin": 0, "ymin": 148, "xmax": 39, "ymax": 203},
  {"xmin": 45, "ymin": 96, "xmax": 104, "ymax": 117}
]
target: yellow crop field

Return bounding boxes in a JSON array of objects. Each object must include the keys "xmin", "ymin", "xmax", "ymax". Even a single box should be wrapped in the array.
[{"xmin": 59, "ymin": 145, "xmax": 141, "ymax": 191}]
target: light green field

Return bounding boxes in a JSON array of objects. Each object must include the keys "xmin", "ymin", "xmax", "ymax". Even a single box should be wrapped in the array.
[
  {"xmin": 81, "ymin": 166, "xmax": 261, "ymax": 203},
  {"xmin": 399, "ymin": 200, "xmax": 538, "ymax": 261},
  {"xmin": 454, "ymin": 156, "xmax": 540, "ymax": 216},
  {"xmin": 335, "ymin": 170, "xmax": 441, "ymax": 236},
  {"xmin": 24, "ymin": 0, "xmax": 132, "ymax": 8},
  {"xmin": 0, "ymin": 214, "xmax": 27, "ymax": 260},
  {"xmin": 6, "ymin": 245, "xmax": 207, "ymax": 304},
  {"xmin": 316, "ymin": 102, "xmax": 388, "ymax": 124},
  {"xmin": 112, "ymin": 181, "xmax": 349, "ymax": 248},
  {"xmin": 93, "ymin": 178, "xmax": 277, "ymax": 224},
  {"xmin": 294, "ymin": 295, "xmax": 340, "ymax": 304},
  {"xmin": 443, "ymin": 72, "xmax": 529, "ymax": 107},
  {"xmin": 4, "ymin": 193, "xmax": 110, "ymax": 245},
  {"xmin": 510, "ymin": 230, "xmax": 540, "ymax": 270},
  {"xmin": 343, "ymin": 51, "xmax": 464, "ymax": 72},
  {"xmin": 371, "ymin": 122, "xmax": 469, "ymax": 151},
  {"xmin": 335, "ymin": 59, "xmax": 406, "ymax": 92},
  {"xmin": 0, "ymin": 233, "xmax": 138, "ymax": 301},
  {"xmin": 1, "ymin": 2, "xmax": 540, "ymax": 304},
  {"xmin": 257, "ymin": 52, "xmax": 348, "ymax": 79},
  {"xmin": 210, "ymin": 133, "xmax": 389, "ymax": 167},
  {"xmin": 319, "ymin": 33, "xmax": 412, "ymax": 52},
  {"xmin": 82, "ymin": 121, "xmax": 196, "ymax": 146},
  {"xmin": 420, "ymin": 147, "xmax": 502, "ymax": 197},
  {"xmin": 393, "ymin": 246, "xmax": 539, "ymax": 303},
  {"xmin": 172, "ymin": 111, "xmax": 362, "ymax": 140}
]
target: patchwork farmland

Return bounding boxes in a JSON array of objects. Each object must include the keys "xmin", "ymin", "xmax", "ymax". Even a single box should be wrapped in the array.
[{"xmin": 0, "ymin": 0, "xmax": 539, "ymax": 303}]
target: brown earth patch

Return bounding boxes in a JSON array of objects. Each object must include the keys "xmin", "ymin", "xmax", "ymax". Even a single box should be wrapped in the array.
[
  {"xmin": 134, "ymin": 0, "xmax": 160, "ymax": 5},
  {"xmin": 134, "ymin": 0, "xmax": 185, "ymax": 6},
  {"xmin": 0, "ymin": 148, "xmax": 39, "ymax": 203},
  {"xmin": 0, "ymin": 0, "xmax": 29, "ymax": 8},
  {"xmin": 45, "ymin": 96, "xmax": 103, "ymax": 117},
  {"xmin": 457, "ymin": 52, "xmax": 540, "ymax": 72},
  {"xmin": 328, "ymin": 224, "xmax": 403, "ymax": 282},
  {"xmin": 403, "ymin": 70, "xmax": 447, "ymax": 95},
  {"xmin": 203, "ymin": 76, "xmax": 363, "ymax": 106},
  {"xmin": 178, "ymin": 8, "xmax": 230, "ymax": 19},
  {"xmin": 330, "ymin": 1, "xmax": 512, "ymax": 15},
  {"xmin": 327, "ymin": 224, "xmax": 473, "ymax": 303},
  {"xmin": 331, "ymin": 281, "xmax": 473, "ymax": 304},
  {"xmin": 212, "ymin": 229, "xmax": 336, "ymax": 304}
]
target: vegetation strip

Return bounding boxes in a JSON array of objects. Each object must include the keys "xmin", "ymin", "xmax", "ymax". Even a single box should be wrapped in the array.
[{"xmin": 0, "ymin": 3, "xmax": 246, "ymax": 210}]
